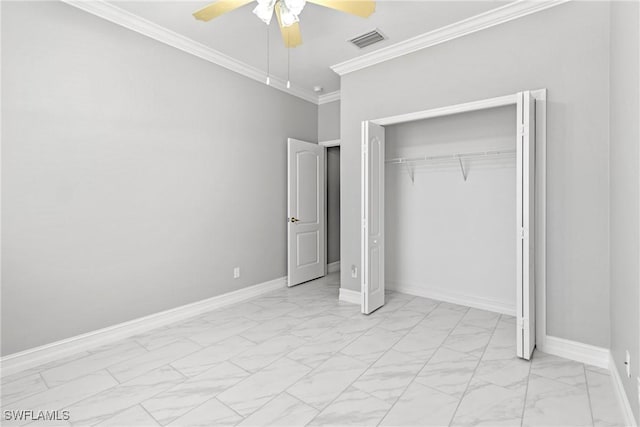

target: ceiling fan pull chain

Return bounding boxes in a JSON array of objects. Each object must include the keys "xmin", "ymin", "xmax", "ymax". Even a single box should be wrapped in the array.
[
  {"xmin": 287, "ymin": 40, "xmax": 291, "ymax": 89},
  {"xmin": 266, "ymin": 25, "xmax": 271, "ymax": 85}
]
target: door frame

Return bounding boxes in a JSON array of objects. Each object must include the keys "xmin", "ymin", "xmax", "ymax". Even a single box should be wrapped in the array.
[{"xmin": 361, "ymin": 89, "xmax": 547, "ymax": 354}]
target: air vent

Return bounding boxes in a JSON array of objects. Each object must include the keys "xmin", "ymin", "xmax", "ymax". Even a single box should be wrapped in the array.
[{"xmin": 349, "ymin": 29, "xmax": 385, "ymax": 49}]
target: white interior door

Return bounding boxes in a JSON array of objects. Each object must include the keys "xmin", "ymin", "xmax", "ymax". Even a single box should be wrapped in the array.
[
  {"xmin": 288, "ymin": 138, "xmax": 326, "ymax": 287},
  {"xmin": 516, "ymin": 91, "xmax": 536, "ymax": 359},
  {"xmin": 361, "ymin": 121, "xmax": 385, "ymax": 314}
]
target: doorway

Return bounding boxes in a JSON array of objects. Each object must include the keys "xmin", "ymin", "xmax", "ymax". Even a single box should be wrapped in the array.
[
  {"xmin": 287, "ymin": 138, "xmax": 326, "ymax": 286},
  {"xmin": 327, "ymin": 146, "xmax": 341, "ymax": 273},
  {"xmin": 287, "ymin": 139, "xmax": 341, "ymax": 287},
  {"xmin": 360, "ymin": 91, "xmax": 546, "ymax": 360}
]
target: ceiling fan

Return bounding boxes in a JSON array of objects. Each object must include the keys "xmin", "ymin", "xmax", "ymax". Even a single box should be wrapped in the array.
[{"xmin": 193, "ymin": 0, "xmax": 376, "ymax": 48}]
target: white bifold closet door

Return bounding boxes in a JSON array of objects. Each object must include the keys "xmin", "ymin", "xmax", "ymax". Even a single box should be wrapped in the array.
[
  {"xmin": 361, "ymin": 122, "xmax": 385, "ymax": 314},
  {"xmin": 362, "ymin": 93, "xmax": 536, "ymax": 360},
  {"xmin": 516, "ymin": 91, "xmax": 536, "ymax": 360}
]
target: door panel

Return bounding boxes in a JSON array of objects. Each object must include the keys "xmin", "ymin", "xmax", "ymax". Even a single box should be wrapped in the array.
[
  {"xmin": 296, "ymin": 151, "xmax": 320, "ymax": 222},
  {"xmin": 288, "ymin": 139, "xmax": 326, "ymax": 287},
  {"xmin": 296, "ymin": 231, "xmax": 320, "ymax": 267},
  {"xmin": 516, "ymin": 91, "xmax": 536, "ymax": 359},
  {"xmin": 361, "ymin": 121, "xmax": 385, "ymax": 314}
]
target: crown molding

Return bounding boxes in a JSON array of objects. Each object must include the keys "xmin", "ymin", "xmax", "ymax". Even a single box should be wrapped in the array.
[
  {"xmin": 61, "ymin": 0, "xmax": 567, "ymax": 104},
  {"xmin": 61, "ymin": 0, "xmax": 320, "ymax": 104},
  {"xmin": 318, "ymin": 90, "xmax": 341, "ymax": 104},
  {"xmin": 331, "ymin": 0, "xmax": 571, "ymax": 76}
]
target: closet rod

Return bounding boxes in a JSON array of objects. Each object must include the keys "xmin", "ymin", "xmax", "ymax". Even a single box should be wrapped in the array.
[{"xmin": 385, "ymin": 149, "xmax": 516, "ymax": 165}]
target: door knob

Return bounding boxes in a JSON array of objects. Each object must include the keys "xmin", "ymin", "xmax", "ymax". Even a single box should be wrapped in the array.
[{"xmin": 290, "ymin": 217, "xmax": 300, "ymax": 223}]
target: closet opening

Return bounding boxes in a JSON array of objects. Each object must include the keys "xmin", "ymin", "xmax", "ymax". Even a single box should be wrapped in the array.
[
  {"xmin": 361, "ymin": 91, "xmax": 545, "ymax": 360},
  {"xmin": 385, "ymin": 105, "xmax": 517, "ymax": 316}
]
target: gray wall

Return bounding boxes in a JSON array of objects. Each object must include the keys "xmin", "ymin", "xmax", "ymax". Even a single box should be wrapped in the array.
[
  {"xmin": 318, "ymin": 101, "xmax": 340, "ymax": 142},
  {"xmin": 319, "ymin": 100, "xmax": 341, "ymax": 264},
  {"xmin": 385, "ymin": 107, "xmax": 516, "ymax": 311},
  {"xmin": 1, "ymin": 1, "xmax": 318, "ymax": 355},
  {"xmin": 340, "ymin": 1, "xmax": 611, "ymax": 347},
  {"xmin": 609, "ymin": 0, "xmax": 640, "ymax": 420}
]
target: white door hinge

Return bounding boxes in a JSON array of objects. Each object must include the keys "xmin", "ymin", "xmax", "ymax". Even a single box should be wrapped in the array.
[
  {"xmin": 362, "ymin": 218, "xmax": 367, "ymax": 229},
  {"xmin": 517, "ymin": 317, "xmax": 528, "ymax": 330},
  {"xmin": 518, "ymin": 125, "xmax": 527, "ymax": 137},
  {"xmin": 520, "ymin": 228, "xmax": 526, "ymax": 239}
]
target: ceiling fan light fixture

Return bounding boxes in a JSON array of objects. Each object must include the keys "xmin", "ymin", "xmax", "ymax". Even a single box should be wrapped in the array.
[
  {"xmin": 193, "ymin": 0, "xmax": 375, "ymax": 48},
  {"xmin": 283, "ymin": 0, "xmax": 306, "ymax": 16},
  {"xmin": 253, "ymin": 0, "xmax": 276, "ymax": 24}
]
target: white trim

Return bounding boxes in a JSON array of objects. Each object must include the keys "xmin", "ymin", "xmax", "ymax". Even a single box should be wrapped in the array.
[
  {"xmin": 339, "ymin": 288, "xmax": 360, "ymax": 305},
  {"xmin": 1, "ymin": 276, "xmax": 287, "ymax": 377},
  {"xmin": 331, "ymin": 0, "xmax": 570, "ymax": 75},
  {"xmin": 609, "ymin": 355, "xmax": 639, "ymax": 427},
  {"xmin": 60, "ymin": 0, "xmax": 319, "ymax": 104},
  {"xmin": 387, "ymin": 281, "xmax": 516, "ymax": 317},
  {"xmin": 539, "ymin": 336, "xmax": 610, "ymax": 369},
  {"xmin": 327, "ymin": 261, "xmax": 341, "ymax": 273},
  {"xmin": 59, "ymin": 0, "xmax": 570, "ymax": 104},
  {"xmin": 319, "ymin": 139, "xmax": 341, "ymax": 147},
  {"xmin": 536, "ymin": 334, "xmax": 640, "ymax": 427},
  {"xmin": 532, "ymin": 88, "xmax": 547, "ymax": 351},
  {"xmin": 318, "ymin": 91, "xmax": 341, "ymax": 105},
  {"xmin": 371, "ymin": 94, "xmax": 517, "ymax": 126}
]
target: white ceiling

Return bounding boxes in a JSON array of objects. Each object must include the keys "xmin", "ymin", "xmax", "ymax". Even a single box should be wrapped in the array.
[{"xmin": 108, "ymin": 0, "xmax": 510, "ymax": 94}]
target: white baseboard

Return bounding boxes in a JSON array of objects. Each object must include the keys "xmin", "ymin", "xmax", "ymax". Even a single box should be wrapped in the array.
[
  {"xmin": 339, "ymin": 288, "xmax": 360, "ymax": 305},
  {"xmin": 387, "ymin": 281, "xmax": 516, "ymax": 316},
  {"xmin": 327, "ymin": 261, "xmax": 340, "ymax": 274},
  {"xmin": 1, "ymin": 276, "xmax": 287, "ymax": 377},
  {"xmin": 609, "ymin": 354, "xmax": 638, "ymax": 426},
  {"xmin": 539, "ymin": 335, "xmax": 610, "ymax": 369}
]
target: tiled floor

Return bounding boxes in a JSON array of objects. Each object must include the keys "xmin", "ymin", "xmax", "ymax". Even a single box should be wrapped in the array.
[{"xmin": 1, "ymin": 272, "xmax": 626, "ymax": 426}]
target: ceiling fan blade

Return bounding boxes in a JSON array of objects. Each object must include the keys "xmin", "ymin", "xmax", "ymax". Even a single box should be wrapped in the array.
[
  {"xmin": 193, "ymin": 0, "xmax": 254, "ymax": 21},
  {"xmin": 275, "ymin": 2, "xmax": 303, "ymax": 48},
  {"xmin": 306, "ymin": 0, "xmax": 375, "ymax": 18}
]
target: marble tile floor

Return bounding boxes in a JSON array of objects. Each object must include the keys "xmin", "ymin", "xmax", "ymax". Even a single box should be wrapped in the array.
[{"xmin": 0, "ymin": 272, "xmax": 626, "ymax": 426}]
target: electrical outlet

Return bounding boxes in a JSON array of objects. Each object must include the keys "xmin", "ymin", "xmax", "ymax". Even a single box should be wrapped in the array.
[
  {"xmin": 351, "ymin": 265, "xmax": 358, "ymax": 279},
  {"xmin": 233, "ymin": 267, "xmax": 240, "ymax": 279},
  {"xmin": 625, "ymin": 351, "xmax": 631, "ymax": 378}
]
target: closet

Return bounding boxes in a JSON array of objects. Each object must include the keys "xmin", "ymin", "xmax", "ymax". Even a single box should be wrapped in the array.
[
  {"xmin": 385, "ymin": 106, "xmax": 516, "ymax": 313},
  {"xmin": 361, "ymin": 91, "xmax": 542, "ymax": 360}
]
